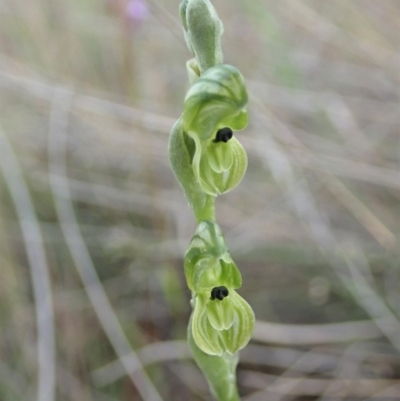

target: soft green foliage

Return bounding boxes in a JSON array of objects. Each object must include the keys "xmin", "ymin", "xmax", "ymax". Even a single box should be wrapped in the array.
[
  {"xmin": 180, "ymin": 0, "xmax": 224, "ymax": 73},
  {"xmin": 169, "ymin": 118, "xmax": 215, "ymax": 222},
  {"xmin": 169, "ymin": 1, "xmax": 255, "ymax": 400}
]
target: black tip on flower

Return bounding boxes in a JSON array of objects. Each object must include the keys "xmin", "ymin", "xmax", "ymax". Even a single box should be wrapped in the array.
[
  {"xmin": 214, "ymin": 127, "xmax": 233, "ymax": 143},
  {"xmin": 210, "ymin": 286, "xmax": 229, "ymax": 301}
]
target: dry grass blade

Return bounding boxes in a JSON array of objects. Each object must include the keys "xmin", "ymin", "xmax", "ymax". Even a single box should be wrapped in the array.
[
  {"xmin": 242, "ymin": 373, "xmax": 400, "ymax": 398},
  {"xmin": 251, "ymin": 96, "xmax": 397, "ymax": 251},
  {"xmin": 242, "ymin": 346, "xmax": 327, "ymax": 401},
  {"xmin": 91, "ymin": 340, "xmax": 192, "ymax": 387},
  {"xmin": 0, "ymin": 70, "xmax": 175, "ymax": 132},
  {"xmin": 0, "ymin": 126, "xmax": 56, "ymax": 401},
  {"xmin": 250, "ymin": 105, "xmax": 400, "ymax": 353},
  {"xmin": 252, "ymin": 319, "xmax": 382, "ymax": 345},
  {"xmin": 47, "ymin": 88, "xmax": 164, "ymax": 401}
]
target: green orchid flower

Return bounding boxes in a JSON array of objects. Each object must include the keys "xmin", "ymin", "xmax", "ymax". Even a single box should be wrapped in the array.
[
  {"xmin": 185, "ymin": 221, "xmax": 255, "ymax": 355},
  {"xmin": 182, "ymin": 64, "xmax": 249, "ymax": 196}
]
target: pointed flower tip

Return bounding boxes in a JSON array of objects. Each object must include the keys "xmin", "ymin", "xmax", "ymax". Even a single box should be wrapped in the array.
[{"xmin": 180, "ymin": 0, "xmax": 224, "ymax": 72}]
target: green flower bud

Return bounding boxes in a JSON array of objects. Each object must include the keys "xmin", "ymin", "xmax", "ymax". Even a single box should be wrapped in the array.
[
  {"xmin": 180, "ymin": 0, "xmax": 224, "ymax": 73},
  {"xmin": 184, "ymin": 221, "xmax": 242, "ymax": 292}
]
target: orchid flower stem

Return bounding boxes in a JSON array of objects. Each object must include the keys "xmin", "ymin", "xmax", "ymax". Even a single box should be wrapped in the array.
[{"xmin": 168, "ymin": 2, "xmax": 255, "ymax": 400}]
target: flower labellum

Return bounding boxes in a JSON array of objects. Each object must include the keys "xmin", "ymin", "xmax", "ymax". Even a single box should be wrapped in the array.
[
  {"xmin": 198, "ymin": 135, "xmax": 247, "ymax": 196},
  {"xmin": 191, "ymin": 288, "xmax": 255, "ymax": 356}
]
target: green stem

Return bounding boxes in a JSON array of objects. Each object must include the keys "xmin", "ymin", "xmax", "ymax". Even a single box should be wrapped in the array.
[
  {"xmin": 169, "ymin": 117, "xmax": 216, "ymax": 222},
  {"xmin": 188, "ymin": 315, "xmax": 240, "ymax": 401}
]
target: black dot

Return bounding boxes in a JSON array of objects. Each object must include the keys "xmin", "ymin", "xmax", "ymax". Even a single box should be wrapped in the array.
[
  {"xmin": 210, "ymin": 286, "xmax": 229, "ymax": 301},
  {"xmin": 214, "ymin": 128, "xmax": 233, "ymax": 143}
]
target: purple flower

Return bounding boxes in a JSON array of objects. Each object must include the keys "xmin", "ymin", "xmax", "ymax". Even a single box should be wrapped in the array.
[{"xmin": 126, "ymin": 0, "xmax": 149, "ymax": 21}]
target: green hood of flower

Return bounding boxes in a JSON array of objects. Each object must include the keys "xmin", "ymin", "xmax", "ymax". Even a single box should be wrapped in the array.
[
  {"xmin": 183, "ymin": 64, "xmax": 248, "ymax": 142},
  {"xmin": 184, "ymin": 221, "xmax": 242, "ymax": 291}
]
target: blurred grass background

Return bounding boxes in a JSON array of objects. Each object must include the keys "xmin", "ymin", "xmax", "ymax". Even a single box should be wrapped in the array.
[{"xmin": 0, "ymin": 0, "xmax": 399, "ymax": 400}]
